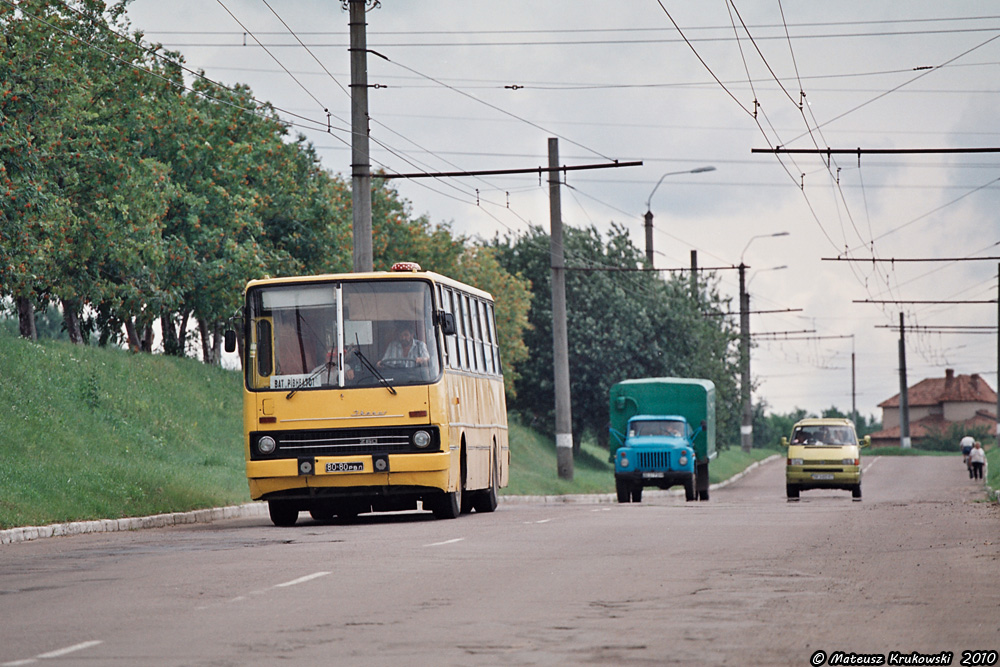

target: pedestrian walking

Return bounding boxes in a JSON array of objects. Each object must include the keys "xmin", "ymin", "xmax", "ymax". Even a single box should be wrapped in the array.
[{"xmin": 968, "ymin": 441, "xmax": 986, "ymax": 480}]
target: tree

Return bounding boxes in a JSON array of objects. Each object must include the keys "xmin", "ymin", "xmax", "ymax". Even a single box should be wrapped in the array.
[{"xmin": 490, "ymin": 223, "xmax": 741, "ymax": 451}]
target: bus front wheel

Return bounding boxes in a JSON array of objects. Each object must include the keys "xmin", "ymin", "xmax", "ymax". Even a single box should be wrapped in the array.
[{"xmin": 268, "ymin": 500, "xmax": 299, "ymax": 527}]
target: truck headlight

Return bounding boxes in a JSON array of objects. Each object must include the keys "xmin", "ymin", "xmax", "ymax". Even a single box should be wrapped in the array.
[
  {"xmin": 788, "ymin": 457, "xmax": 803, "ymax": 466},
  {"xmin": 619, "ymin": 454, "xmax": 629, "ymax": 468},
  {"xmin": 679, "ymin": 452, "xmax": 689, "ymax": 466}
]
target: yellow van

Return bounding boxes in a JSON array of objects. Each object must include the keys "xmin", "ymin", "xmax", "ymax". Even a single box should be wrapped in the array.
[{"xmin": 782, "ymin": 418, "xmax": 870, "ymax": 501}]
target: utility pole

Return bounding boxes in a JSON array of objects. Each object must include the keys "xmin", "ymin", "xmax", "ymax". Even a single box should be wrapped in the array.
[
  {"xmin": 739, "ymin": 262, "xmax": 752, "ymax": 452},
  {"xmin": 690, "ymin": 250, "xmax": 698, "ymax": 300},
  {"xmin": 644, "ymin": 210, "xmax": 654, "ymax": 266},
  {"xmin": 898, "ymin": 312, "xmax": 911, "ymax": 448},
  {"xmin": 348, "ymin": 0, "xmax": 372, "ymax": 272},
  {"xmin": 549, "ymin": 138, "xmax": 573, "ymax": 480},
  {"xmin": 996, "ymin": 264, "xmax": 999, "ymax": 442}
]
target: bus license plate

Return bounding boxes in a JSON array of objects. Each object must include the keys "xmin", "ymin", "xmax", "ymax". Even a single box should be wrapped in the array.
[
  {"xmin": 811, "ymin": 473, "xmax": 834, "ymax": 480},
  {"xmin": 325, "ymin": 462, "xmax": 364, "ymax": 473}
]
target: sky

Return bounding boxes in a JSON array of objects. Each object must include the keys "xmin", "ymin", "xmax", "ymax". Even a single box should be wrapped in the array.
[{"xmin": 123, "ymin": 0, "xmax": 1000, "ymax": 422}]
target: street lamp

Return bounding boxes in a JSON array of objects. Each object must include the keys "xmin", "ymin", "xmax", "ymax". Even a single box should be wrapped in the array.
[
  {"xmin": 738, "ymin": 232, "xmax": 790, "ymax": 453},
  {"xmin": 644, "ymin": 166, "xmax": 716, "ymax": 266}
]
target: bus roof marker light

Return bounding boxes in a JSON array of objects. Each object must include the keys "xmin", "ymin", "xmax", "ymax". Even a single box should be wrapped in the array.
[{"xmin": 391, "ymin": 261, "xmax": 421, "ymax": 272}]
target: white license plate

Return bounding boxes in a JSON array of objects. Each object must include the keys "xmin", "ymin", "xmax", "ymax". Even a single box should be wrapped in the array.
[
  {"xmin": 642, "ymin": 472, "xmax": 665, "ymax": 478},
  {"xmin": 811, "ymin": 473, "xmax": 835, "ymax": 480},
  {"xmin": 325, "ymin": 461, "xmax": 364, "ymax": 473}
]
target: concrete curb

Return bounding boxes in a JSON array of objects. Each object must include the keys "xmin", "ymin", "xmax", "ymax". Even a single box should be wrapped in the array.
[
  {"xmin": 1, "ymin": 455, "xmax": 782, "ymax": 546},
  {"xmin": 1, "ymin": 503, "xmax": 269, "ymax": 546}
]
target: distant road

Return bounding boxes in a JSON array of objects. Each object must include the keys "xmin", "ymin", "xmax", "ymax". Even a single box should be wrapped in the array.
[{"xmin": 1, "ymin": 456, "xmax": 997, "ymax": 666}]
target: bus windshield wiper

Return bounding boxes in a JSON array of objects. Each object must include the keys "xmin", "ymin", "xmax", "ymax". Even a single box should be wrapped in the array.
[
  {"xmin": 353, "ymin": 348, "xmax": 397, "ymax": 395},
  {"xmin": 286, "ymin": 361, "xmax": 332, "ymax": 399}
]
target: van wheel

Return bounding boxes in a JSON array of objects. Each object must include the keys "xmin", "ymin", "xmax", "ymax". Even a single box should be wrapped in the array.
[
  {"xmin": 852, "ymin": 484, "xmax": 862, "ymax": 501},
  {"xmin": 786, "ymin": 484, "xmax": 800, "ymax": 500},
  {"xmin": 616, "ymin": 479, "xmax": 630, "ymax": 503},
  {"xmin": 268, "ymin": 500, "xmax": 299, "ymax": 527}
]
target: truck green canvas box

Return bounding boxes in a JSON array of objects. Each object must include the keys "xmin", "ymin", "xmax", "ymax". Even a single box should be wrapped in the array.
[{"xmin": 609, "ymin": 378, "xmax": 716, "ymax": 502}]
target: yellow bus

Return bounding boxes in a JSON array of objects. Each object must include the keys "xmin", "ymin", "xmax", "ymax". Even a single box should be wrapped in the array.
[{"xmin": 225, "ymin": 262, "xmax": 509, "ymax": 526}]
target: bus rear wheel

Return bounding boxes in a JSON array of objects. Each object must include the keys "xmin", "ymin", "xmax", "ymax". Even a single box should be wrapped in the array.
[
  {"xmin": 268, "ymin": 500, "xmax": 299, "ymax": 527},
  {"xmin": 472, "ymin": 450, "xmax": 499, "ymax": 513}
]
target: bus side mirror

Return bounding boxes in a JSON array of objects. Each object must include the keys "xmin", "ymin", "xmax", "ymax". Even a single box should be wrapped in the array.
[
  {"xmin": 781, "ymin": 437, "xmax": 789, "ymax": 447},
  {"xmin": 437, "ymin": 311, "xmax": 456, "ymax": 336},
  {"xmin": 861, "ymin": 435, "xmax": 871, "ymax": 448},
  {"xmin": 224, "ymin": 329, "xmax": 237, "ymax": 353}
]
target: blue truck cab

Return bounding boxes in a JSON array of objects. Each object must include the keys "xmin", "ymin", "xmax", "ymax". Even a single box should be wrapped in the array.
[{"xmin": 610, "ymin": 378, "xmax": 716, "ymax": 503}]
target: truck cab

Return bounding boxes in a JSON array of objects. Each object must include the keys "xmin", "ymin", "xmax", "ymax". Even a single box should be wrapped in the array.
[{"xmin": 614, "ymin": 415, "xmax": 701, "ymax": 502}]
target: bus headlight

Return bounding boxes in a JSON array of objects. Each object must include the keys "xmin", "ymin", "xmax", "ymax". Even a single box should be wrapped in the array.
[
  {"xmin": 412, "ymin": 430, "xmax": 432, "ymax": 448},
  {"xmin": 257, "ymin": 435, "xmax": 276, "ymax": 455}
]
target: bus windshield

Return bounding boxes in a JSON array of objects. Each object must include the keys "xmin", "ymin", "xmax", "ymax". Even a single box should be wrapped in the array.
[{"xmin": 246, "ymin": 279, "xmax": 441, "ymax": 391}]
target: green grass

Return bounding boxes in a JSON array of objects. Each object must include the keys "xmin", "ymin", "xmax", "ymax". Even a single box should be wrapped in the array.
[
  {"xmin": 867, "ymin": 447, "xmax": 957, "ymax": 456},
  {"xmin": 0, "ymin": 334, "xmax": 248, "ymax": 529}
]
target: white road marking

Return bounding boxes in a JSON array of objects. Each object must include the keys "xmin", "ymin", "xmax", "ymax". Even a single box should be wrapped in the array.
[
  {"xmin": 3, "ymin": 640, "xmax": 103, "ymax": 665},
  {"xmin": 863, "ymin": 457, "xmax": 879, "ymax": 474},
  {"xmin": 275, "ymin": 571, "xmax": 331, "ymax": 588},
  {"xmin": 424, "ymin": 538, "xmax": 465, "ymax": 547}
]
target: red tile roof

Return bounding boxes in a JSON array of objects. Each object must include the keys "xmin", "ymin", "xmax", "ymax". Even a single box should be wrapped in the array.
[{"xmin": 878, "ymin": 369, "xmax": 996, "ymax": 408}]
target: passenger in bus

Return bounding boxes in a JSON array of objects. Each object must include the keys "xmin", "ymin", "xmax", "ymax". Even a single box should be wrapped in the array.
[{"xmin": 377, "ymin": 324, "xmax": 430, "ymax": 368}]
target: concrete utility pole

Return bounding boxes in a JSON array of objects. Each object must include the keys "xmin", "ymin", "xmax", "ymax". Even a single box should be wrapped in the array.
[
  {"xmin": 348, "ymin": 0, "xmax": 373, "ymax": 272},
  {"xmin": 898, "ymin": 312, "xmax": 911, "ymax": 448},
  {"xmin": 690, "ymin": 250, "xmax": 698, "ymax": 300},
  {"xmin": 996, "ymin": 264, "xmax": 999, "ymax": 440},
  {"xmin": 549, "ymin": 138, "xmax": 574, "ymax": 480},
  {"xmin": 739, "ymin": 263, "xmax": 752, "ymax": 452}
]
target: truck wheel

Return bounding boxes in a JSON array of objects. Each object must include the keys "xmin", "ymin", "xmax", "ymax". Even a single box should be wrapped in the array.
[
  {"xmin": 698, "ymin": 488, "xmax": 710, "ymax": 501},
  {"xmin": 786, "ymin": 484, "xmax": 800, "ymax": 500},
  {"xmin": 631, "ymin": 485, "xmax": 643, "ymax": 503},
  {"xmin": 684, "ymin": 474, "xmax": 696, "ymax": 502},
  {"xmin": 268, "ymin": 500, "xmax": 299, "ymax": 527},
  {"xmin": 616, "ymin": 479, "xmax": 631, "ymax": 503},
  {"xmin": 852, "ymin": 484, "xmax": 862, "ymax": 501}
]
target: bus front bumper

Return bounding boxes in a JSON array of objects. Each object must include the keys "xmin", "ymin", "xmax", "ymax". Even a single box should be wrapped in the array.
[{"xmin": 247, "ymin": 451, "xmax": 452, "ymax": 499}]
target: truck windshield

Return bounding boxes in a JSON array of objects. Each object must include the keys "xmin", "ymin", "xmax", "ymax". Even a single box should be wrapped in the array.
[
  {"xmin": 630, "ymin": 420, "xmax": 686, "ymax": 437},
  {"xmin": 246, "ymin": 279, "xmax": 441, "ymax": 391}
]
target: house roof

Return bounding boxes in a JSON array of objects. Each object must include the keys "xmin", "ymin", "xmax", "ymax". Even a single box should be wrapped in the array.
[
  {"xmin": 878, "ymin": 369, "xmax": 997, "ymax": 409},
  {"xmin": 869, "ymin": 409, "xmax": 997, "ymax": 443}
]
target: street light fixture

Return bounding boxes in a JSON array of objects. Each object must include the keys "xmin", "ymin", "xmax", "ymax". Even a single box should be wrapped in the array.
[
  {"xmin": 741, "ymin": 231, "xmax": 790, "ymax": 264},
  {"xmin": 643, "ymin": 166, "xmax": 716, "ymax": 266}
]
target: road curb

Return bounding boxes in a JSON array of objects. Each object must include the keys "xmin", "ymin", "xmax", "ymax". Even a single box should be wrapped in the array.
[{"xmin": 1, "ymin": 455, "xmax": 783, "ymax": 545}]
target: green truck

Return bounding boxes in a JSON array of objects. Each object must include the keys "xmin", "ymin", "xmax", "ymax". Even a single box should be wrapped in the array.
[{"xmin": 609, "ymin": 378, "xmax": 716, "ymax": 502}]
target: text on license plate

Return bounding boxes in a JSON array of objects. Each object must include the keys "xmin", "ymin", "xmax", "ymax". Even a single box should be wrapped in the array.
[
  {"xmin": 642, "ymin": 472, "xmax": 665, "ymax": 478},
  {"xmin": 326, "ymin": 461, "xmax": 364, "ymax": 473},
  {"xmin": 811, "ymin": 473, "xmax": 835, "ymax": 480}
]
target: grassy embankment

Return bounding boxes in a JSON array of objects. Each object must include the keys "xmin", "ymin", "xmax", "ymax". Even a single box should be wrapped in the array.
[{"xmin": 2, "ymin": 334, "xmax": 991, "ymax": 528}]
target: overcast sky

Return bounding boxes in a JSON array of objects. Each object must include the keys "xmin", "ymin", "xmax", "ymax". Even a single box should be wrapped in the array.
[{"xmin": 124, "ymin": 0, "xmax": 1000, "ymax": 421}]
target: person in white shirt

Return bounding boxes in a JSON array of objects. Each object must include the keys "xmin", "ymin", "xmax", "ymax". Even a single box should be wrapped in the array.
[
  {"xmin": 960, "ymin": 434, "xmax": 975, "ymax": 464},
  {"xmin": 967, "ymin": 441, "xmax": 986, "ymax": 480}
]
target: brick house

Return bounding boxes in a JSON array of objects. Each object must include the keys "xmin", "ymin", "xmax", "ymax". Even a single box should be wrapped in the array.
[{"xmin": 869, "ymin": 368, "xmax": 997, "ymax": 447}]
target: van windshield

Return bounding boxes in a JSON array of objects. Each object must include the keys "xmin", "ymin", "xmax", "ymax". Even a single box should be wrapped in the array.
[{"xmin": 791, "ymin": 426, "xmax": 856, "ymax": 446}]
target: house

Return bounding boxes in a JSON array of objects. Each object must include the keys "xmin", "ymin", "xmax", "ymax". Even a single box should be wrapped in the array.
[{"xmin": 869, "ymin": 368, "xmax": 997, "ymax": 447}]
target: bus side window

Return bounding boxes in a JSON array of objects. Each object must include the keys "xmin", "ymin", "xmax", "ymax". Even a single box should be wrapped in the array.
[
  {"xmin": 486, "ymin": 303, "xmax": 501, "ymax": 375},
  {"xmin": 256, "ymin": 319, "xmax": 273, "ymax": 377},
  {"xmin": 474, "ymin": 299, "xmax": 488, "ymax": 374}
]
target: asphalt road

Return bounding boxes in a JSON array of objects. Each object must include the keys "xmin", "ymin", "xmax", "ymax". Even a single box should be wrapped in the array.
[{"xmin": 1, "ymin": 455, "xmax": 997, "ymax": 667}]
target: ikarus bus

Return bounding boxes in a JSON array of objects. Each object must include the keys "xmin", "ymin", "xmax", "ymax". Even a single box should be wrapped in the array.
[{"xmin": 225, "ymin": 262, "xmax": 509, "ymax": 526}]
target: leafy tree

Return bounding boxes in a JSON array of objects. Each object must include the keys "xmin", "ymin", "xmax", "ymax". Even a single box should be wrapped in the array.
[{"xmin": 490, "ymin": 223, "xmax": 740, "ymax": 453}]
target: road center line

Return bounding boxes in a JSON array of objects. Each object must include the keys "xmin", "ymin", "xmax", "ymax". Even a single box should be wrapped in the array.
[
  {"xmin": 424, "ymin": 538, "xmax": 465, "ymax": 547},
  {"xmin": 274, "ymin": 572, "xmax": 331, "ymax": 588},
  {"xmin": 3, "ymin": 640, "xmax": 104, "ymax": 665}
]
